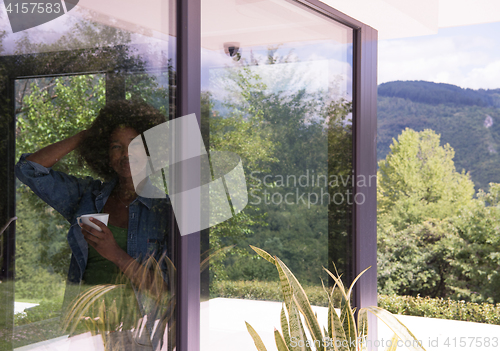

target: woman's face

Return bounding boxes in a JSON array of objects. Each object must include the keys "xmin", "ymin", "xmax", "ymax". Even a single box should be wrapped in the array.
[{"xmin": 109, "ymin": 126, "xmax": 147, "ymax": 178}]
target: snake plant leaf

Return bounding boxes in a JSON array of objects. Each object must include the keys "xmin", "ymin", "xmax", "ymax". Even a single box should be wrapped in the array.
[
  {"xmin": 322, "ymin": 327, "xmax": 331, "ymax": 351},
  {"xmin": 327, "ymin": 299, "xmax": 333, "ymax": 342},
  {"xmin": 327, "ymin": 297, "xmax": 349, "ymax": 351},
  {"xmin": 299, "ymin": 317, "xmax": 312, "ymax": 351},
  {"xmin": 363, "ymin": 306, "xmax": 427, "ymax": 351},
  {"xmin": 324, "ymin": 269, "xmax": 348, "ymax": 318},
  {"xmin": 321, "ymin": 280, "xmax": 335, "ymax": 344},
  {"xmin": 276, "ymin": 257, "xmax": 324, "ymax": 351},
  {"xmin": 275, "ymin": 254, "xmax": 294, "ymax": 315},
  {"xmin": 346, "ymin": 266, "xmax": 371, "ymax": 302},
  {"xmin": 111, "ymin": 299, "xmax": 120, "ymax": 331},
  {"xmin": 63, "ymin": 284, "xmax": 123, "ymax": 335},
  {"xmin": 274, "ymin": 254, "xmax": 309, "ymax": 351},
  {"xmin": 289, "ymin": 299, "xmax": 310, "ymax": 351},
  {"xmin": 347, "ymin": 266, "xmax": 372, "ymax": 300},
  {"xmin": 97, "ymin": 299, "xmax": 106, "ymax": 336},
  {"xmin": 357, "ymin": 308, "xmax": 368, "ymax": 342},
  {"xmin": 386, "ymin": 334, "xmax": 399, "ymax": 351},
  {"xmin": 340, "ymin": 301, "xmax": 357, "ymax": 351},
  {"xmin": 251, "ymin": 245, "xmax": 276, "ymax": 264},
  {"xmin": 323, "ymin": 269, "xmax": 356, "ymax": 351},
  {"xmin": 275, "ymin": 328, "xmax": 291, "ymax": 351},
  {"xmin": 63, "ymin": 284, "xmax": 104, "ymax": 329},
  {"xmin": 246, "ymin": 321, "xmax": 269, "ymax": 351},
  {"xmin": 281, "ymin": 304, "xmax": 291, "ymax": 348},
  {"xmin": 323, "ymin": 270, "xmax": 352, "ymax": 321}
]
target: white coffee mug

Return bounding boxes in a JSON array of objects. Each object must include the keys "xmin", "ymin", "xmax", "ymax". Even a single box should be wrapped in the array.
[{"xmin": 77, "ymin": 213, "xmax": 109, "ymax": 232}]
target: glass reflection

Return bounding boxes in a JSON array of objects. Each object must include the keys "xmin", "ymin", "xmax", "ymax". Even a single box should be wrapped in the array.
[
  {"xmin": 0, "ymin": 1, "xmax": 175, "ymax": 350},
  {"xmin": 201, "ymin": 0, "xmax": 353, "ymax": 349}
]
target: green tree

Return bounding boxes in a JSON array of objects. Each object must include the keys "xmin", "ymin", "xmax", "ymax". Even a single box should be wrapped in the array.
[
  {"xmin": 15, "ymin": 75, "xmax": 106, "ymax": 301},
  {"xmin": 448, "ymin": 183, "xmax": 500, "ymax": 302},
  {"xmin": 377, "ymin": 128, "xmax": 477, "ymax": 299},
  {"xmin": 377, "ymin": 219, "xmax": 458, "ymax": 298},
  {"xmin": 378, "ymin": 128, "xmax": 475, "ymax": 230}
]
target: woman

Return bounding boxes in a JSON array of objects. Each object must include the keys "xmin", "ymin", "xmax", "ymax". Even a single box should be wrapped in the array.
[{"xmin": 15, "ymin": 100, "xmax": 171, "ymax": 349}]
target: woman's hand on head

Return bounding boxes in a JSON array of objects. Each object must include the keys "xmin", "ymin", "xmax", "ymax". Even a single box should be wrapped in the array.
[
  {"xmin": 26, "ymin": 129, "xmax": 90, "ymax": 168},
  {"xmin": 80, "ymin": 218, "xmax": 132, "ymax": 269}
]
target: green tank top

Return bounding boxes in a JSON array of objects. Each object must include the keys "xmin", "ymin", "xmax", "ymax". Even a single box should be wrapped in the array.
[
  {"xmin": 82, "ymin": 224, "xmax": 128, "ymax": 285},
  {"xmin": 79, "ymin": 225, "xmax": 142, "ymax": 336}
]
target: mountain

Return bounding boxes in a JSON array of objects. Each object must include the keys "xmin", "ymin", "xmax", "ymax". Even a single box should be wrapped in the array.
[
  {"xmin": 378, "ymin": 81, "xmax": 500, "ymax": 192},
  {"xmin": 378, "ymin": 81, "xmax": 500, "ymax": 108}
]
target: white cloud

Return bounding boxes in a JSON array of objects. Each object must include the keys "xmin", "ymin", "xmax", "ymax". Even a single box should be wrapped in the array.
[
  {"xmin": 462, "ymin": 60, "xmax": 500, "ymax": 89},
  {"xmin": 378, "ymin": 32, "xmax": 500, "ymax": 89}
]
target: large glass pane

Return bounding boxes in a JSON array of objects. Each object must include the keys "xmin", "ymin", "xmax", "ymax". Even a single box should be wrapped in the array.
[
  {"xmin": 201, "ymin": 0, "xmax": 353, "ymax": 349},
  {"xmin": 0, "ymin": 2, "xmax": 176, "ymax": 350}
]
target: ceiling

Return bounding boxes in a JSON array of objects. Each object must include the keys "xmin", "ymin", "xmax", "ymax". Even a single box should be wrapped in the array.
[
  {"xmin": 73, "ymin": 0, "xmax": 500, "ymax": 43},
  {"xmin": 7, "ymin": 0, "xmax": 498, "ymax": 55},
  {"xmin": 320, "ymin": 0, "xmax": 500, "ymax": 39}
]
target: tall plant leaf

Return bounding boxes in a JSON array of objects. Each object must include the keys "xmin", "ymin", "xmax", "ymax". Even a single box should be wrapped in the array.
[
  {"xmin": 281, "ymin": 305, "xmax": 291, "ymax": 348},
  {"xmin": 324, "ymin": 269, "xmax": 356, "ymax": 351},
  {"xmin": 346, "ymin": 267, "xmax": 371, "ymax": 302},
  {"xmin": 386, "ymin": 334, "xmax": 399, "ymax": 351},
  {"xmin": 289, "ymin": 300, "xmax": 309, "ymax": 351},
  {"xmin": 246, "ymin": 322, "xmax": 269, "ymax": 351},
  {"xmin": 276, "ymin": 257, "xmax": 324, "ymax": 351},
  {"xmin": 250, "ymin": 245, "xmax": 276, "ymax": 264},
  {"xmin": 63, "ymin": 284, "xmax": 123, "ymax": 335},
  {"xmin": 362, "ymin": 306, "xmax": 427, "ymax": 351},
  {"xmin": 273, "ymin": 255, "xmax": 309, "ymax": 351},
  {"xmin": 328, "ymin": 295, "xmax": 348, "ymax": 351},
  {"xmin": 275, "ymin": 328, "xmax": 290, "ymax": 351},
  {"xmin": 357, "ymin": 309, "xmax": 368, "ymax": 343},
  {"xmin": 275, "ymin": 254, "xmax": 294, "ymax": 314}
]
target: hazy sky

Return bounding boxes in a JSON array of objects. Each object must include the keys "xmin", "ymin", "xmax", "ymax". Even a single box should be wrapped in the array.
[{"xmin": 378, "ymin": 21, "xmax": 500, "ymax": 90}]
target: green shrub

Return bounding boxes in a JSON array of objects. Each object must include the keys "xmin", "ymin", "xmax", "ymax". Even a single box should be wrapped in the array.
[
  {"xmin": 210, "ymin": 280, "xmax": 342, "ymax": 307},
  {"xmin": 378, "ymin": 294, "xmax": 500, "ymax": 325},
  {"xmin": 211, "ymin": 280, "xmax": 500, "ymax": 325},
  {"xmin": 14, "ymin": 299, "xmax": 63, "ymax": 326}
]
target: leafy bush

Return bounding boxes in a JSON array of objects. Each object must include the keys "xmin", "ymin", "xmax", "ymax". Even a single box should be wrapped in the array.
[
  {"xmin": 377, "ymin": 128, "xmax": 500, "ymax": 303},
  {"xmin": 210, "ymin": 280, "xmax": 342, "ymax": 307},
  {"xmin": 211, "ymin": 280, "xmax": 500, "ymax": 325},
  {"xmin": 378, "ymin": 294, "xmax": 500, "ymax": 325},
  {"xmin": 14, "ymin": 299, "xmax": 63, "ymax": 326},
  {"xmin": 15, "ymin": 268, "xmax": 66, "ymax": 301}
]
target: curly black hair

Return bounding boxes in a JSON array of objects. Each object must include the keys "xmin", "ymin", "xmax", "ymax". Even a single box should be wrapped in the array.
[{"xmin": 78, "ymin": 100, "xmax": 167, "ymax": 180}]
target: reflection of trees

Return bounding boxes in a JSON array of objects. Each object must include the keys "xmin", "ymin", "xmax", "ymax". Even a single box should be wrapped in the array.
[
  {"xmin": 202, "ymin": 82, "xmax": 276, "ymax": 281},
  {"xmin": 206, "ymin": 52, "xmax": 353, "ymax": 286},
  {"xmin": 14, "ymin": 75, "xmax": 106, "ymax": 301},
  {"xmin": 326, "ymin": 99, "xmax": 353, "ymax": 286},
  {"xmin": 0, "ymin": 17, "xmax": 174, "ymax": 348}
]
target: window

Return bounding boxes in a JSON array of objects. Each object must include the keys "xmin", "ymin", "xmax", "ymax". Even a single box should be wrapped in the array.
[{"xmin": 0, "ymin": 1, "xmax": 377, "ymax": 351}]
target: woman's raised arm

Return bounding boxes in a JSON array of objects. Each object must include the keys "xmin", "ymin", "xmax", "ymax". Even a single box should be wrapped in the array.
[{"xmin": 26, "ymin": 130, "xmax": 88, "ymax": 168}]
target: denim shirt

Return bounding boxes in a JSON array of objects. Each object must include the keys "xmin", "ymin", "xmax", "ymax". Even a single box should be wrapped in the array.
[{"xmin": 15, "ymin": 153, "xmax": 171, "ymax": 284}]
